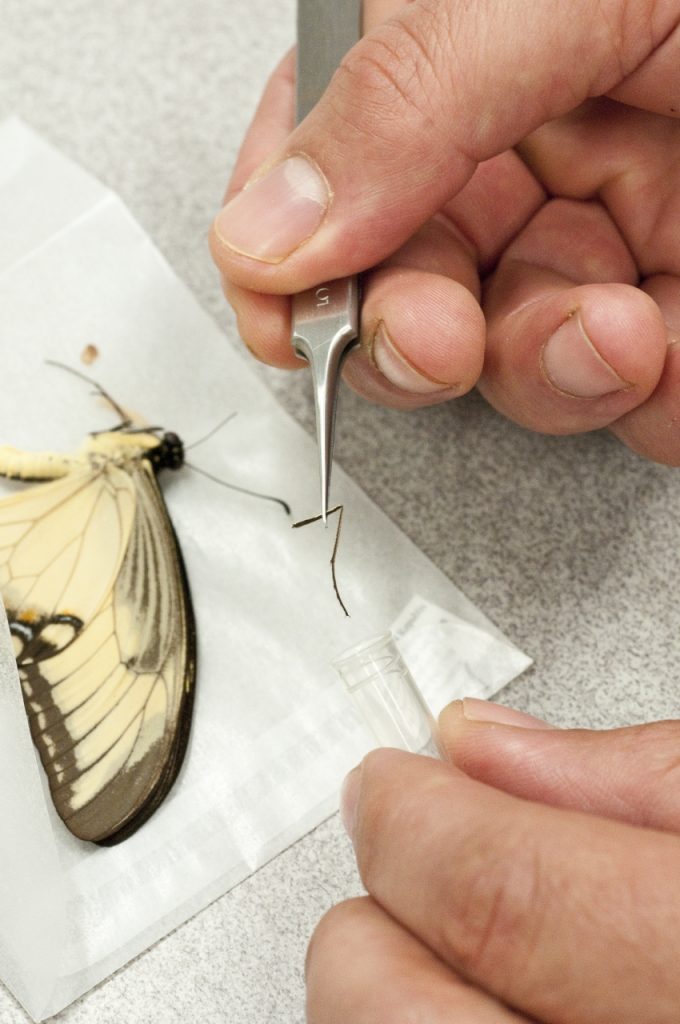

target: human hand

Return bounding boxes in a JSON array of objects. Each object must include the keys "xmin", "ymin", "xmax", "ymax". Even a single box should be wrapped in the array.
[
  {"xmin": 306, "ymin": 700, "xmax": 680, "ymax": 1022},
  {"xmin": 210, "ymin": 0, "xmax": 680, "ymax": 462}
]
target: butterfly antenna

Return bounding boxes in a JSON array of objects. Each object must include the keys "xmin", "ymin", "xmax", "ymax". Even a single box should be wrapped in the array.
[
  {"xmin": 45, "ymin": 359, "xmax": 131, "ymax": 426},
  {"xmin": 184, "ymin": 413, "xmax": 238, "ymax": 451},
  {"xmin": 185, "ymin": 461, "xmax": 291, "ymax": 516}
]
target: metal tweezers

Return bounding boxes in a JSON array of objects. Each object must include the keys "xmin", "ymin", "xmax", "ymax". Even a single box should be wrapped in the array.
[{"xmin": 291, "ymin": 0, "xmax": 362, "ymax": 523}]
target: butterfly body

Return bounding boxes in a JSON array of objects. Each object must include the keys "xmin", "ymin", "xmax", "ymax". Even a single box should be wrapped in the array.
[{"xmin": 0, "ymin": 427, "xmax": 195, "ymax": 846}]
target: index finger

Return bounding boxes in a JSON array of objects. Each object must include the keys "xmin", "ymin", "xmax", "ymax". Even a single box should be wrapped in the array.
[{"xmin": 341, "ymin": 749, "xmax": 680, "ymax": 1023}]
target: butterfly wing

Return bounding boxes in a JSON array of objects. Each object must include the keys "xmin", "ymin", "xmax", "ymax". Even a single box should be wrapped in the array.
[{"xmin": 0, "ymin": 459, "xmax": 195, "ymax": 845}]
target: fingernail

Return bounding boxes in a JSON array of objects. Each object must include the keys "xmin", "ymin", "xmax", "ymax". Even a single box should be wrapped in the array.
[
  {"xmin": 213, "ymin": 155, "xmax": 330, "ymax": 263},
  {"xmin": 461, "ymin": 697, "xmax": 555, "ymax": 730},
  {"xmin": 340, "ymin": 766, "xmax": 361, "ymax": 840},
  {"xmin": 541, "ymin": 311, "xmax": 629, "ymax": 398},
  {"xmin": 370, "ymin": 322, "xmax": 454, "ymax": 394}
]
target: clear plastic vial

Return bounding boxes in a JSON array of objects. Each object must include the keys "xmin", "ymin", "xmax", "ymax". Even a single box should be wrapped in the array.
[{"xmin": 333, "ymin": 632, "xmax": 442, "ymax": 759}]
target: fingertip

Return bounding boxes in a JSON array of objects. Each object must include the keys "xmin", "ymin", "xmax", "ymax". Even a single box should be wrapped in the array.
[
  {"xmin": 438, "ymin": 699, "xmax": 555, "ymax": 769},
  {"xmin": 347, "ymin": 269, "xmax": 485, "ymax": 408},
  {"xmin": 611, "ymin": 341, "xmax": 680, "ymax": 465},
  {"xmin": 610, "ymin": 275, "xmax": 680, "ymax": 464},
  {"xmin": 482, "ymin": 282, "xmax": 668, "ymax": 434},
  {"xmin": 558, "ymin": 284, "xmax": 667, "ymax": 398},
  {"xmin": 439, "ymin": 697, "xmax": 553, "ymax": 735}
]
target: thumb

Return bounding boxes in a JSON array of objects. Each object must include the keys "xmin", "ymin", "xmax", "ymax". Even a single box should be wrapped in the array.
[
  {"xmin": 210, "ymin": 0, "xmax": 668, "ymax": 293},
  {"xmin": 439, "ymin": 698, "xmax": 680, "ymax": 833}
]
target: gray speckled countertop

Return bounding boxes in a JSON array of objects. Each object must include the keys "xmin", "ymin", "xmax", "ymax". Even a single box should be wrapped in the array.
[{"xmin": 1, "ymin": 2, "xmax": 678, "ymax": 1021}]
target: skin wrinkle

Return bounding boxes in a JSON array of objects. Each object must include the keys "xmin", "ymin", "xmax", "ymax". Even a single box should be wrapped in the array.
[
  {"xmin": 617, "ymin": 5, "xmax": 680, "ymax": 83},
  {"xmin": 463, "ymin": 6, "xmax": 609, "ymax": 158},
  {"xmin": 221, "ymin": 279, "xmax": 287, "ymax": 366},
  {"xmin": 593, "ymin": 173, "xmax": 644, "ymax": 260},
  {"xmin": 647, "ymin": 0, "xmax": 674, "ymax": 44},
  {"xmin": 325, "ymin": 59, "xmax": 461, "ymax": 206},
  {"xmin": 587, "ymin": 0, "xmax": 674, "ymax": 95},
  {"xmin": 507, "ymin": 844, "xmax": 555, "ymax": 1009},
  {"xmin": 441, "ymin": 197, "xmax": 539, "ymax": 278},
  {"xmin": 460, "ymin": 814, "xmax": 679, "ymax": 1020},
  {"xmin": 640, "ymin": 734, "xmax": 680, "ymax": 829},
  {"xmin": 306, "ymin": 897, "xmax": 536, "ymax": 1022},
  {"xmin": 363, "ymin": 6, "xmax": 484, "ymax": 171},
  {"xmin": 557, "ymin": 752, "xmax": 638, "ymax": 821},
  {"xmin": 432, "ymin": 209, "xmax": 480, "ymax": 265},
  {"xmin": 379, "ymin": 216, "xmax": 481, "ymax": 293},
  {"xmin": 341, "ymin": 32, "xmax": 439, "ymax": 135},
  {"xmin": 442, "ymin": 154, "xmax": 549, "ymax": 270},
  {"xmin": 518, "ymin": 110, "xmax": 678, "ymax": 277},
  {"xmin": 445, "ymin": 826, "xmax": 550, "ymax": 1002},
  {"xmin": 354, "ymin": 757, "xmax": 542, "ymax": 1000},
  {"xmin": 396, "ymin": 8, "xmax": 452, "ymax": 126},
  {"xmin": 593, "ymin": 0, "xmax": 636, "ymax": 85},
  {"xmin": 334, "ymin": 47, "xmax": 418, "ymax": 140},
  {"xmin": 595, "ymin": 148, "xmax": 680, "ymax": 276},
  {"xmin": 636, "ymin": 154, "xmax": 680, "ymax": 274},
  {"xmin": 484, "ymin": 260, "xmax": 572, "ymax": 316},
  {"xmin": 488, "ymin": 195, "xmax": 640, "ymax": 290},
  {"xmin": 539, "ymin": 736, "xmax": 639, "ymax": 821}
]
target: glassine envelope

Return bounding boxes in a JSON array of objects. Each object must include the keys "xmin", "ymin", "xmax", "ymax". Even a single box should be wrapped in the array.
[{"xmin": 0, "ymin": 118, "xmax": 530, "ymax": 1021}]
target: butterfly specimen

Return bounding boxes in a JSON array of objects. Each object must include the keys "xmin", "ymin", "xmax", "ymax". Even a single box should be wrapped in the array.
[
  {"xmin": 0, "ymin": 366, "xmax": 292, "ymax": 846},
  {"xmin": 0, "ymin": 369, "xmax": 198, "ymax": 846}
]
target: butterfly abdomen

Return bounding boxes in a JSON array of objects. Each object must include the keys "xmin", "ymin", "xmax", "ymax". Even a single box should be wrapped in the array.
[{"xmin": 0, "ymin": 446, "xmax": 74, "ymax": 481}]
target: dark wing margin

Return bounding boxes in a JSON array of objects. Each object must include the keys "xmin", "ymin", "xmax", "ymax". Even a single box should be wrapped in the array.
[
  {"xmin": 95, "ymin": 464, "xmax": 196, "ymax": 846},
  {"xmin": 11, "ymin": 462, "xmax": 196, "ymax": 846},
  {"xmin": 80, "ymin": 463, "xmax": 196, "ymax": 846}
]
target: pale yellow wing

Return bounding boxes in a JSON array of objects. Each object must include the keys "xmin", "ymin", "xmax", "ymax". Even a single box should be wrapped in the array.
[{"xmin": 0, "ymin": 460, "xmax": 195, "ymax": 845}]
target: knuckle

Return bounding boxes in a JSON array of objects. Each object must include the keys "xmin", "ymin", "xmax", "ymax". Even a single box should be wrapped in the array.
[
  {"xmin": 331, "ymin": 15, "xmax": 445, "ymax": 140},
  {"xmin": 589, "ymin": 0, "xmax": 669, "ymax": 90},
  {"xmin": 440, "ymin": 828, "xmax": 551, "ymax": 993}
]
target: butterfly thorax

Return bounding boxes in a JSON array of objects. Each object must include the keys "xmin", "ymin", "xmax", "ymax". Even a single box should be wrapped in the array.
[{"xmin": 80, "ymin": 430, "xmax": 184, "ymax": 475}]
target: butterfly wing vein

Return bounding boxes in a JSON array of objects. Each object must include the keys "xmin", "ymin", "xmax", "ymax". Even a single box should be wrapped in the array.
[{"xmin": 0, "ymin": 457, "xmax": 195, "ymax": 844}]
